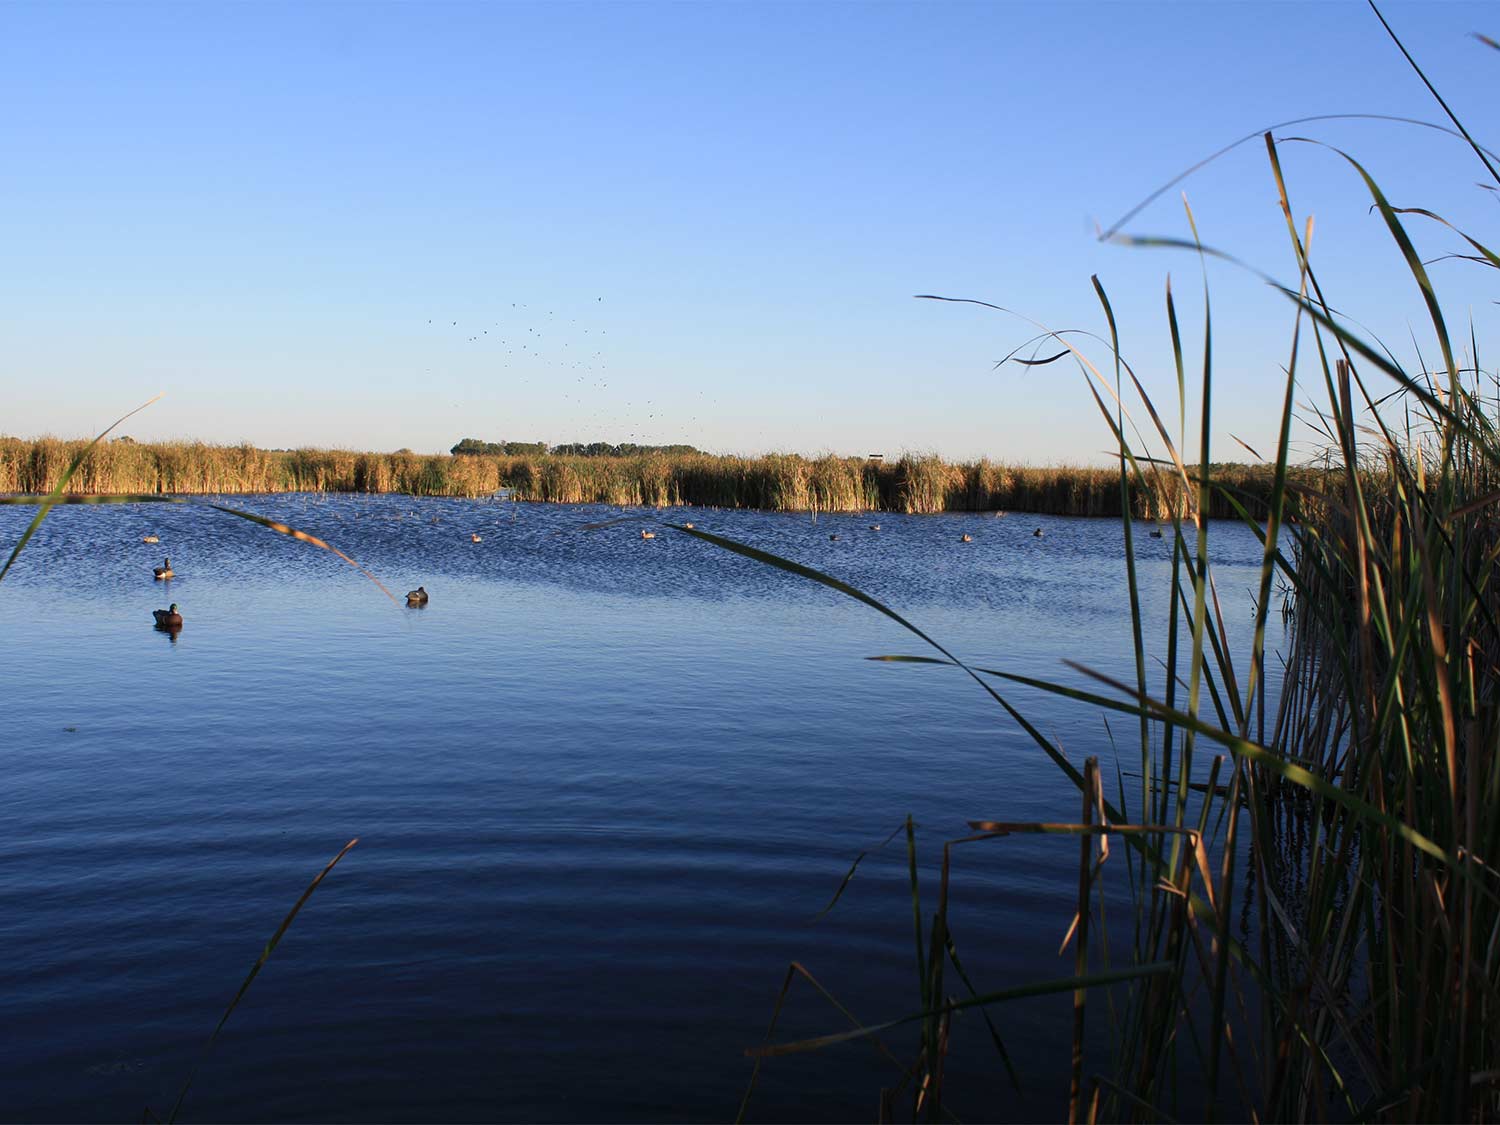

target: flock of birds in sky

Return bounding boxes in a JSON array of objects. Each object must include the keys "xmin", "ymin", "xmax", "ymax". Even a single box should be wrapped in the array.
[{"xmin": 419, "ymin": 297, "xmax": 715, "ymax": 443}]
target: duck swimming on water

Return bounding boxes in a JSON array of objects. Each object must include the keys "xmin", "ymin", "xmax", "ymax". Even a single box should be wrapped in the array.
[
  {"xmin": 960, "ymin": 533, "xmax": 973, "ymax": 543},
  {"xmin": 153, "ymin": 604, "xmax": 182, "ymax": 628},
  {"xmin": 153, "ymin": 558, "xmax": 174, "ymax": 579},
  {"xmin": 641, "ymin": 530, "xmax": 656, "ymax": 540},
  {"xmin": 407, "ymin": 586, "xmax": 429, "ymax": 605},
  {"xmin": 471, "ymin": 533, "xmax": 483, "ymax": 543},
  {"xmin": 1033, "ymin": 528, "xmax": 1045, "ymax": 538}
]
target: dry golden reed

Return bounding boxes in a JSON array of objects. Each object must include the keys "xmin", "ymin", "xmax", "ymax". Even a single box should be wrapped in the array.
[{"xmin": 0, "ymin": 437, "xmax": 1297, "ymax": 518}]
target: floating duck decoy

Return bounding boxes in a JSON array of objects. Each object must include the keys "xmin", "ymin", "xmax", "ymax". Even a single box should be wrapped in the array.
[
  {"xmin": 141, "ymin": 534, "xmax": 159, "ymax": 544},
  {"xmin": 153, "ymin": 557, "xmax": 174, "ymax": 579},
  {"xmin": 829, "ymin": 534, "xmax": 839, "ymax": 541},
  {"xmin": 152, "ymin": 603, "xmax": 182, "ymax": 628},
  {"xmin": 407, "ymin": 586, "xmax": 429, "ymax": 605},
  {"xmin": 960, "ymin": 533, "xmax": 973, "ymax": 543},
  {"xmin": 1149, "ymin": 528, "xmax": 1164, "ymax": 539},
  {"xmin": 683, "ymin": 522, "xmax": 695, "ymax": 529},
  {"xmin": 1033, "ymin": 529, "xmax": 1044, "ymax": 538},
  {"xmin": 869, "ymin": 524, "xmax": 881, "ymax": 531},
  {"xmin": 471, "ymin": 533, "xmax": 483, "ymax": 543},
  {"xmin": 640, "ymin": 530, "xmax": 656, "ymax": 539}
]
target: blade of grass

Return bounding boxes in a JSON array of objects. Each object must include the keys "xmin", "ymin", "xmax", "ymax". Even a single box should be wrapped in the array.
[
  {"xmin": 163, "ymin": 838, "xmax": 358, "ymax": 1124},
  {"xmin": 0, "ymin": 395, "xmax": 162, "ymax": 582}
]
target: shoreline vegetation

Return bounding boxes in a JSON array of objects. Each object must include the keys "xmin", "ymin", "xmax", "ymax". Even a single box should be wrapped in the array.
[{"xmin": 0, "ymin": 436, "xmax": 1311, "ymax": 518}]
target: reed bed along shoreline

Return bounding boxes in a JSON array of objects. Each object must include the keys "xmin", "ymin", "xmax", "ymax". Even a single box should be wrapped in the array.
[{"xmin": 0, "ymin": 437, "xmax": 1313, "ymax": 518}]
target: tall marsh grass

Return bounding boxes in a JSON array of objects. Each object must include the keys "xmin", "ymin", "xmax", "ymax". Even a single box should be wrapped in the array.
[
  {"xmin": 0, "ymin": 436, "xmax": 1296, "ymax": 518},
  {"xmin": 716, "ymin": 14, "xmax": 1500, "ymax": 1122}
]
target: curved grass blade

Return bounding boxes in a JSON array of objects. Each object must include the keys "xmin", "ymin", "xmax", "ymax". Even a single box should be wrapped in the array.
[
  {"xmin": 1100, "ymin": 112, "xmax": 1500, "ymax": 240},
  {"xmin": 746, "ymin": 962, "xmax": 1174, "ymax": 1058},
  {"xmin": 668, "ymin": 523, "xmax": 1098, "ymax": 800},
  {"xmin": 1009, "ymin": 349, "xmax": 1071, "ymax": 366},
  {"xmin": 1366, "ymin": 0, "xmax": 1500, "ymax": 188},
  {"xmin": 0, "ymin": 395, "xmax": 162, "ymax": 582},
  {"xmin": 736, "ymin": 961, "xmax": 918, "ymax": 1124},
  {"xmin": 163, "ymin": 838, "xmax": 358, "ymax": 1124},
  {"xmin": 869, "ymin": 653, "xmax": 1495, "ymax": 900},
  {"xmin": 816, "ymin": 820, "xmax": 906, "ymax": 919},
  {"xmin": 0, "ymin": 492, "xmax": 399, "ymax": 606},
  {"xmin": 205, "ymin": 504, "xmax": 399, "ymax": 605}
]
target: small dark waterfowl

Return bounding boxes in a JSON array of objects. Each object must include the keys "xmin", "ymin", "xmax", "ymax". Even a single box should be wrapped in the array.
[
  {"xmin": 960, "ymin": 533, "xmax": 973, "ymax": 543},
  {"xmin": 829, "ymin": 533, "xmax": 839, "ymax": 541},
  {"xmin": 1033, "ymin": 528, "xmax": 1044, "ymax": 538},
  {"xmin": 1149, "ymin": 528, "xmax": 1164, "ymax": 539},
  {"xmin": 407, "ymin": 586, "xmax": 429, "ymax": 605},
  {"xmin": 141, "ymin": 534, "xmax": 159, "ymax": 544},
  {"xmin": 869, "ymin": 524, "xmax": 881, "ymax": 531},
  {"xmin": 152, "ymin": 604, "xmax": 183, "ymax": 628},
  {"xmin": 153, "ymin": 557, "xmax": 174, "ymax": 579}
]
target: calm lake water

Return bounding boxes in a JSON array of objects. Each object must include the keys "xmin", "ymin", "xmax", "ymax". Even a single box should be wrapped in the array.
[{"xmin": 0, "ymin": 496, "xmax": 1285, "ymax": 1122}]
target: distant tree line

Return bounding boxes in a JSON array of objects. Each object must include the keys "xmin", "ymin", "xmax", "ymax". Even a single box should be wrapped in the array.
[{"xmin": 450, "ymin": 438, "xmax": 701, "ymax": 458}]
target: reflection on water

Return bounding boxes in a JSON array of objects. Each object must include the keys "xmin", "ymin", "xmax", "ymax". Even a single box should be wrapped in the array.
[{"xmin": 0, "ymin": 495, "xmax": 1285, "ymax": 1122}]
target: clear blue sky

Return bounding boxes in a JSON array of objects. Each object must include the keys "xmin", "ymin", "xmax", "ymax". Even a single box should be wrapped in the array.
[{"xmin": 2, "ymin": 1, "xmax": 1495, "ymax": 462}]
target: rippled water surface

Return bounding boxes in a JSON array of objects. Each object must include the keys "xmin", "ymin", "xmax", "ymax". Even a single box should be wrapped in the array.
[{"xmin": 0, "ymin": 496, "xmax": 1285, "ymax": 1122}]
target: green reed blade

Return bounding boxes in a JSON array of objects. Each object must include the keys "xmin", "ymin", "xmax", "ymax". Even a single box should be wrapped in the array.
[
  {"xmin": 164, "ymin": 838, "xmax": 357, "ymax": 1124},
  {"xmin": 0, "ymin": 395, "xmax": 161, "ymax": 583}
]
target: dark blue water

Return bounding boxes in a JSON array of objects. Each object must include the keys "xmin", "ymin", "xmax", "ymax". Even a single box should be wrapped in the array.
[{"xmin": 0, "ymin": 496, "xmax": 1285, "ymax": 1122}]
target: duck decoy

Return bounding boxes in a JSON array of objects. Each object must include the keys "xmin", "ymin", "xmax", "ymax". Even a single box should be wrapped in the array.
[
  {"xmin": 1033, "ymin": 528, "xmax": 1044, "ymax": 538},
  {"xmin": 471, "ymin": 533, "xmax": 483, "ymax": 542},
  {"xmin": 829, "ymin": 533, "xmax": 839, "ymax": 541},
  {"xmin": 641, "ymin": 530, "xmax": 656, "ymax": 540},
  {"xmin": 960, "ymin": 533, "xmax": 973, "ymax": 543},
  {"xmin": 152, "ymin": 603, "xmax": 183, "ymax": 628},
  {"xmin": 683, "ymin": 522, "xmax": 695, "ymax": 529},
  {"xmin": 153, "ymin": 557, "xmax": 174, "ymax": 579},
  {"xmin": 141, "ymin": 534, "xmax": 159, "ymax": 544},
  {"xmin": 1149, "ymin": 528, "xmax": 1164, "ymax": 539},
  {"xmin": 407, "ymin": 586, "xmax": 429, "ymax": 605},
  {"xmin": 869, "ymin": 524, "xmax": 881, "ymax": 531}
]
